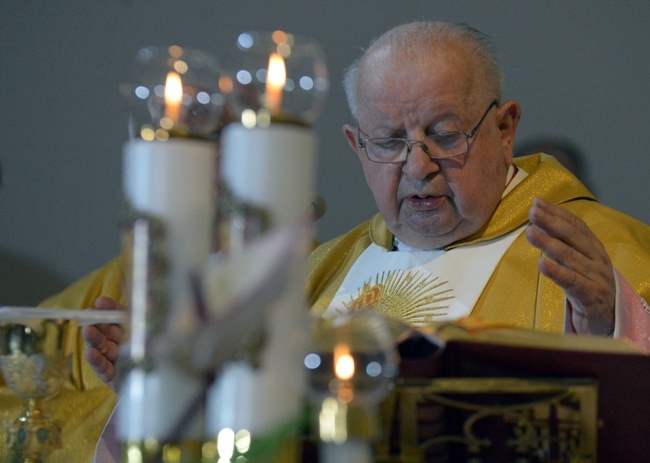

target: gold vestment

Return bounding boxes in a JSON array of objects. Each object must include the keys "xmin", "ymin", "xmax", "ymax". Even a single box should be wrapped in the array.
[
  {"xmin": 2, "ymin": 154, "xmax": 647, "ymax": 461},
  {"xmin": 307, "ymin": 154, "xmax": 650, "ymax": 333}
]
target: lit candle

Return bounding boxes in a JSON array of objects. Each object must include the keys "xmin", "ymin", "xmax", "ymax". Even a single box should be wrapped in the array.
[
  {"xmin": 319, "ymin": 343, "xmax": 373, "ymax": 463},
  {"xmin": 265, "ymin": 52, "xmax": 286, "ymax": 116},
  {"xmin": 164, "ymin": 71, "xmax": 183, "ymax": 124},
  {"xmin": 118, "ymin": 47, "xmax": 222, "ymax": 459},
  {"xmin": 208, "ymin": 31, "xmax": 325, "ymax": 459},
  {"xmin": 220, "ymin": 31, "xmax": 326, "ymax": 230}
]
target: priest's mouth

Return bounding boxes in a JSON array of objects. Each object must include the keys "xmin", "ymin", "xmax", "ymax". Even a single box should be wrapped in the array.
[{"xmin": 404, "ymin": 195, "xmax": 447, "ymax": 210}]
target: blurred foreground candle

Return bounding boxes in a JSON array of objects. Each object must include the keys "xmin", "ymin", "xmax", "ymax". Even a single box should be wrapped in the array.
[
  {"xmin": 204, "ymin": 31, "xmax": 328, "ymax": 463},
  {"xmin": 201, "ymin": 223, "xmax": 313, "ymax": 463},
  {"xmin": 305, "ymin": 313, "xmax": 400, "ymax": 463},
  {"xmin": 219, "ymin": 30, "xmax": 328, "ymax": 236},
  {"xmin": 118, "ymin": 45, "xmax": 225, "ymax": 462}
]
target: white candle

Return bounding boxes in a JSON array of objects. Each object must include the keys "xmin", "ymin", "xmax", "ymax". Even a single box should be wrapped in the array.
[
  {"xmin": 206, "ymin": 277, "xmax": 309, "ymax": 436},
  {"xmin": 122, "ymin": 138, "xmax": 216, "ymax": 326},
  {"xmin": 120, "ymin": 138, "xmax": 216, "ymax": 443},
  {"xmin": 210, "ymin": 117, "xmax": 315, "ymax": 450},
  {"xmin": 220, "ymin": 123, "xmax": 316, "ymax": 229},
  {"xmin": 117, "ymin": 364, "xmax": 205, "ymax": 441}
]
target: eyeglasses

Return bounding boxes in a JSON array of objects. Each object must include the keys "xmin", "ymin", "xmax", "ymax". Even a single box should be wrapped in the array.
[{"xmin": 357, "ymin": 100, "xmax": 498, "ymax": 163}]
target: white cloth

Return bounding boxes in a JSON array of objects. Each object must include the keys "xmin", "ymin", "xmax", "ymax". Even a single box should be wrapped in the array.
[
  {"xmin": 324, "ymin": 225, "xmax": 527, "ymax": 327},
  {"xmin": 324, "ymin": 165, "xmax": 529, "ymax": 327}
]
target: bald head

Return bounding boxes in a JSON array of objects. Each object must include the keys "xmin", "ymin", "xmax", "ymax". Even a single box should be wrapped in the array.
[{"xmin": 343, "ymin": 21, "xmax": 503, "ymax": 119}]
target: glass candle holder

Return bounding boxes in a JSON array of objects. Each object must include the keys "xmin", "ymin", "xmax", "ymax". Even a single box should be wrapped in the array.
[
  {"xmin": 117, "ymin": 45, "xmax": 225, "ymax": 463},
  {"xmin": 226, "ymin": 30, "xmax": 328, "ymax": 126},
  {"xmin": 305, "ymin": 312, "xmax": 400, "ymax": 463},
  {"xmin": 120, "ymin": 45, "xmax": 226, "ymax": 140}
]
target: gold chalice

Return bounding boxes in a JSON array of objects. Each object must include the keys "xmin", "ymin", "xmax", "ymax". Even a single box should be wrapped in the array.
[{"xmin": 0, "ymin": 309, "xmax": 76, "ymax": 463}]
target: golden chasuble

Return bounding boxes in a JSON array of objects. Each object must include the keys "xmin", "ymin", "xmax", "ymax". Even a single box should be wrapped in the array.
[{"xmin": 308, "ymin": 154, "xmax": 650, "ymax": 333}]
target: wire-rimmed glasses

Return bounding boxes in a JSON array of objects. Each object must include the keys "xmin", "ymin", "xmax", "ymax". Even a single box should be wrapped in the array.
[{"xmin": 357, "ymin": 100, "xmax": 498, "ymax": 163}]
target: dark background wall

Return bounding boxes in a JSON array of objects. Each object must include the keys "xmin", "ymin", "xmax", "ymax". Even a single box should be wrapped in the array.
[{"xmin": 1, "ymin": 1, "xmax": 648, "ymax": 305}]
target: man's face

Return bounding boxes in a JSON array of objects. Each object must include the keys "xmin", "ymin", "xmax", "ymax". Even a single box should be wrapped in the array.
[{"xmin": 344, "ymin": 45, "xmax": 520, "ymax": 249}]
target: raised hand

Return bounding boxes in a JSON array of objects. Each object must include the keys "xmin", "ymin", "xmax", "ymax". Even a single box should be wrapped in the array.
[
  {"xmin": 82, "ymin": 296, "xmax": 125, "ymax": 390},
  {"xmin": 525, "ymin": 197, "xmax": 615, "ymax": 336}
]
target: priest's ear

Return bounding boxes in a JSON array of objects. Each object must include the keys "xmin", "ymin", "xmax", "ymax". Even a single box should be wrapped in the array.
[
  {"xmin": 497, "ymin": 100, "xmax": 522, "ymax": 162},
  {"xmin": 343, "ymin": 124, "xmax": 365, "ymax": 162}
]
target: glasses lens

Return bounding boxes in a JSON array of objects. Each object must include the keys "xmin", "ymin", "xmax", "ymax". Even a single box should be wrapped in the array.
[
  {"xmin": 364, "ymin": 132, "xmax": 470, "ymax": 162},
  {"xmin": 365, "ymin": 138, "xmax": 407, "ymax": 162},
  {"xmin": 425, "ymin": 132, "xmax": 468, "ymax": 157}
]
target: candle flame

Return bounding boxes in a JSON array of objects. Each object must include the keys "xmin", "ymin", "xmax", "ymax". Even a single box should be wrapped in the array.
[
  {"xmin": 334, "ymin": 342, "xmax": 355, "ymax": 380},
  {"xmin": 265, "ymin": 52, "xmax": 286, "ymax": 115},
  {"xmin": 164, "ymin": 71, "xmax": 183, "ymax": 124}
]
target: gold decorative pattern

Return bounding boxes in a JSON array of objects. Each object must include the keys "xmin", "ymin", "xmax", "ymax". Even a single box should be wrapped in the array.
[
  {"xmin": 342, "ymin": 270, "xmax": 454, "ymax": 326},
  {"xmin": 377, "ymin": 377, "xmax": 598, "ymax": 463}
]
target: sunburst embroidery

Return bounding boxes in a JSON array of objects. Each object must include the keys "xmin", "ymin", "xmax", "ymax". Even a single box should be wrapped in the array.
[{"xmin": 342, "ymin": 270, "xmax": 454, "ymax": 327}]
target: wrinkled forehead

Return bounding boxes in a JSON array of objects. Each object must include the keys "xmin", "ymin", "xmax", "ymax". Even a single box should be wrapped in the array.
[{"xmin": 356, "ymin": 41, "xmax": 484, "ymax": 119}]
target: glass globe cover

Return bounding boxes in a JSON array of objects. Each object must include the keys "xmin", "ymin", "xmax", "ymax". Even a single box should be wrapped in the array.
[
  {"xmin": 227, "ymin": 30, "xmax": 329, "ymax": 126},
  {"xmin": 305, "ymin": 312, "xmax": 399, "ymax": 406},
  {"xmin": 120, "ymin": 45, "xmax": 226, "ymax": 140}
]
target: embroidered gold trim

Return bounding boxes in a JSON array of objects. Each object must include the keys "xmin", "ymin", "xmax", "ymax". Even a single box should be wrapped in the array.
[{"xmin": 342, "ymin": 270, "xmax": 454, "ymax": 326}]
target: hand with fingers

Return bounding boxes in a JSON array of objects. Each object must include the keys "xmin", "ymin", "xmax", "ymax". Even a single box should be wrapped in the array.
[
  {"xmin": 82, "ymin": 296, "xmax": 126, "ymax": 391},
  {"xmin": 526, "ymin": 197, "xmax": 616, "ymax": 336}
]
